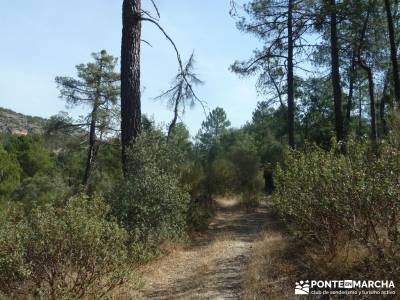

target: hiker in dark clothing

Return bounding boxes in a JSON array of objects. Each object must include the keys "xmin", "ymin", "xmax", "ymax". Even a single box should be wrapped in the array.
[{"xmin": 263, "ymin": 163, "xmax": 274, "ymax": 195}]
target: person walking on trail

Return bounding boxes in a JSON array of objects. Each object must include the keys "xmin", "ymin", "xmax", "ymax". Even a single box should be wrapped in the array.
[{"xmin": 263, "ymin": 163, "xmax": 274, "ymax": 195}]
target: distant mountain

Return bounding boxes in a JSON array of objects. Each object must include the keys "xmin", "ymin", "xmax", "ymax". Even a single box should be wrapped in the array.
[{"xmin": 0, "ymin": 107, "xmax": 47, "ymax": 135}]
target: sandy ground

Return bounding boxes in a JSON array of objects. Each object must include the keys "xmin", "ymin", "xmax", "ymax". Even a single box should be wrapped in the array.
[{"xmin": 128, "ymin": 198, "xmax": 275, "ymax": 300}]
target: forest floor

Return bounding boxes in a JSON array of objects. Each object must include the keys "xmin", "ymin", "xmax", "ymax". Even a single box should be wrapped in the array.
[{"xmin": 129, "ymin": 197, "xmax": 284, "ymax": 300}]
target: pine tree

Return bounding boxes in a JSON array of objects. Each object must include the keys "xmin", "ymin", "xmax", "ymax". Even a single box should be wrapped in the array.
[
  {"xmin": 55, "ymin": 50, "xmax": 120, "ymax": 189},
  {"xmin": 231, "ymin": 0, "xmax": 313, "ymax": 148}
]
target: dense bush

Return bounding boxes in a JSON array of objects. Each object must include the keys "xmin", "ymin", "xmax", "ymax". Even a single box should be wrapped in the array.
[
  {"xmin": 110, "ymin": 130, "xmax": 190, "ymax": 254},
  {"xmin": 180, "ymin": 161, "xmax": 207, "ymax": 200},
  {"xmin": 196, "ymin": 124, "xmax": 264, "ymax": 201},
  {"xmin": 0, "ymin": 194, "xmax": 131, "ymax": 299},
  {"xmin": 0, "ymin": 145, "xmax": 21, "ymax": 202},
  {"xmin": 209, "ymin": 158, "xmax": 238, "ymax": 194},
  {"xmin": 179, "ymin": 161, "xmax": 215, "ymax": 231},
  {"xmin": 227, "ymin": 133, "xmax": 263, "ymax": 196},
  {"xmin": 274, "ymin": 138, "xmax": 400, "ymax": 262},
  {"xmin": 13, "ymin": 174, "xmax": 70, "ymax": 209},
  {"xmin": 0, "ymin": 203, "xmax": 29, "ymax": 294},
  {"xmin": 4, "ymin": 135, "xmax": 55, "ymax": 178}
]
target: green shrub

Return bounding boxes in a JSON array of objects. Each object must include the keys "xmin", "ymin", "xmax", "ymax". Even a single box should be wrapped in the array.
[
  {"xmin": 110, "ymin": 130, "xmax": 190, "ymax": 255},
  {"xmin": 186, "ymin": 199, "xmax": 214, "ymax": 231},
  {"xmin": 229, "ymin": 144, "xmax": 263, "ymax": 196},
  {"xmin": 179, "ymin": 161, "xmax": 215, "ymax": 231},
  {"xmin": 0, "ymin": 194, "xmax": 131, "ymax": 299},
  {"xmin": 180, "ymin": 161, "xmax": 207, "ymax": 200},
  {"xmin": 227, "ymin": 132, "xmax": 263, "ymax": 204},
  {"xmin": 197, "ymin": 130, "xmax": 263, "ymax": 200},
  {"xmin": 4, "ymin": 135, "xmax": 55, "ymax": 178},
  {"xmin": 0, "ymin": 203, "xmax": 30, "ymax": 294},
  {"xmin": 274, "ymin": 144, "xmax": 352, "ymax": 251},
  {"xmin": 13, "ymin": 174, "xmax": 70, "ymax": 208},
  {"xmin": 209, "ymin": 158, "xmax": 238, "ymax": 194},
  {"xmin": 0, "ymin": 145, "xmax": 21, "ymax": 201},
  {"xmin": 274, "ymin": 138, "xmax": 400, "ymax": 261}
]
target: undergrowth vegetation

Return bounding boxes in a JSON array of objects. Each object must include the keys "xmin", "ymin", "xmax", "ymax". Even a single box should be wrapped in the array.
[
  {"xmin": 0, "ymin": 106, "xmax": 266, "ymax": 297},
  {"xmin": 0, "ymin": 194, "xmax": 133, "ymax": 299},
  {"xmin": 110, "ymin": 129, "xmax": 191, "ymax": 257},
  {"xmin": 273, "ymin": 134, "xmax": 400, "ymax": 281}
]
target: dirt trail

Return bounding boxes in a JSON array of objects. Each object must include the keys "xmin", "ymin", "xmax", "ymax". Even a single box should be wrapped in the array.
[{"xmin": 131, "ymin": 198, "xmax": 277, "ymax": 300}]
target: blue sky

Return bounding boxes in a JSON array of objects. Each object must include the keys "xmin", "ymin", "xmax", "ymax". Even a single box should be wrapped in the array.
[{"xmin": 0, "ymin": 0, "xmax": 261, "ymax": 136}]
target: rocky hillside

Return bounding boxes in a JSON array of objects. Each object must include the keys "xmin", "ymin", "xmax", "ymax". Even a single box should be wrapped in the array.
[{"xmin": 0, "ymin": 107, "xmax": 47, "ymax": 135}]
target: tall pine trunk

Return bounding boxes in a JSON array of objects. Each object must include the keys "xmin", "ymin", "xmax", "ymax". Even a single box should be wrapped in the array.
[
  {"xmin": 358, "ymin": 91, "xmax": 363, "ymax": 135},
  {"xmin": 121, "ymin": 0, "xmax": 142, "ymax": 175},
  {"xmin": 384, "ymin": 0, "xmax": 400, "ymax": 104},
  {"xmin": 346, "ymin": 51, "xmax": 356, "ymax": 132},
  {"xmin": 330, "ymin": 0, "xmax": 344, "ymax": 142},
  {"xmin": 287, "ymin": 0, "xmax": 295, "ymax": 148},
  {"xmin": 360, "ymin": 64, "xmax": 377, "ymax": 141},
  {"xmin": 83, "ymin": 105, "xmax": 98, "ymax": 188},
  {"xmin": 380, "ymin": 71, "xmax": 390, "ymax": 135},
  {"xmin": 357, "ymin": 7, "xmax": 376, "ymax": 141}
]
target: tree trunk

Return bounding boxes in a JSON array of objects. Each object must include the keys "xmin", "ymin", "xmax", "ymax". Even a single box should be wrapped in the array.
[
  {"xmin": 367, "ymin": 67, "xmax": 377, "ymax": 141},
  {"xmin": 83, "ymin": 56, "xmax": 105, "ymax": 189},
  {"xmin": 330, "ymin": 0, "xmax": 345, "ymax": 142},
  {"xmin": 346, "ymin": 51, "xmax": 356, "ymax": 132},
  {"xmin": 121, "ymin": 0, "xmax": 142, "ymax": 175},
  {"xmin": 358, "ymin": 88, "xmax": 363, "ymax": 135},
  {"xmin": 384, "ymin": 0, "xmax": 400, "ymax": 104},
  {"xmin": 380, "ymin": 71, "xmax": 390, "ymax": 135},
  {"xmin": 380, "ymin": 94, "xmax": 387, "ymax": 135},
  {"xmin": 287, "ymin": 0, "xmax": 295, "ymax": 148},
  {"xmin": 356, "ymin": 5, "xmax": 376, "ymax": 140},
  {"xmin": 358, "ymin": 63, "xmax": 377, "ymax": 141},
  {"xmin": 83, "ymin": 105, "xmax": 98, "ymax": 188}
]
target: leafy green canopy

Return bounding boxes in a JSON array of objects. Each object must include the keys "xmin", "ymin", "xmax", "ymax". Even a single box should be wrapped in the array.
[{"xmin": 0, "ymin": 145, "xmax": 21, "ymax": 202}]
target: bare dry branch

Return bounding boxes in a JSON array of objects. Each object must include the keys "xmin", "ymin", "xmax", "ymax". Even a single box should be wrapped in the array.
[
  {"xmin": 141, "ymin": 17, "xmax": 208, "ymax": 115},
  {"xmin": 150, "ymin": 0, "xmax": 161, "ymax": 19}
]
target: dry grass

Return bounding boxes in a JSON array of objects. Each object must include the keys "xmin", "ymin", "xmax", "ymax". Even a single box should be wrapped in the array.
[
  {"xmin": 129, "ymin": 232, "xmax": 251, "ymax": 299},
  {"xmin": 242, "ymin": 227, "xmax": 391, "ymax": 300},
  {"xmin": 303, "ymin": 241, "xmax": 370, "ymax": 278},
  {"xmin": 128, "ymin": 232, "xmax": 239, "ymax": 298},
  {"xmin": 242, "ymin": 231, "xmax": 297, "ymax": 300}
]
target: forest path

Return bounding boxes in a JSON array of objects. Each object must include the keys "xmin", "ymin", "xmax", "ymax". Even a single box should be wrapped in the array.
[{"xmin": 131, "ymin": 197, "xmax": 277, "ymax": 300}]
